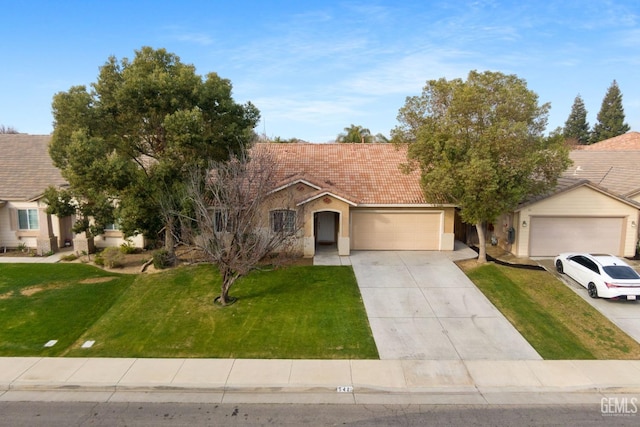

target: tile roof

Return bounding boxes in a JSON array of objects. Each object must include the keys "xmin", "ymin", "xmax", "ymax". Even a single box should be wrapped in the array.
[
  {"xmin": 565, "ymin": 150, "xmax": 640, "ymax": 196},
  {"xmin": 574, "ymin": 131, "xmax": 640, "ymax": 151},
  {"xmin": 0, "ymin": 134, "xmax": 67, "ymax": 201},
  {"xmin": 253, "ymin": 143, "xmax": 427, "ymax": 205}
]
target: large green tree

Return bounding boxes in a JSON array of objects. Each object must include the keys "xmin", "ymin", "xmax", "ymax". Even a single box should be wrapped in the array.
[
  {"xmin": 49, "ymin": 47, "xmax": 260, "ymax": 256},
  {"xmin": 590, "ymin": 80, "xmax": 630, "ymax": 143},
  {"xmin": 563, "ymin": 94, "xmax": 590, "ymax": 145},
  {"xmin": 392, "ymin": 70, "xmax": 571, "ymax": 263}
]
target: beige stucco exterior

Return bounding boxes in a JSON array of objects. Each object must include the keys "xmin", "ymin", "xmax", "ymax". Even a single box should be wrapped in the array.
[
  {"xmin": 0, "ymin": 198, "xmax": 145, "ymax": 254},
  {"xmin": 510, "ymin": 185, "xmax": 639, "ymax": 257},
  {"xmin": 0, "ymin": 200, "xmax": 67, "ymax": 254},
  {"xmin": 263, "ymin": 181, "xmax": 456, "ymax": 258}
]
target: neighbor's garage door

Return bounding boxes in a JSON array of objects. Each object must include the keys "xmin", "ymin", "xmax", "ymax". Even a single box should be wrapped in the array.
[
  {"xmin": 351, "ymin": 211, "xmax": 441, "ymax": 250},
  {"xmin": 529, "ymin": 216, "xmax": 623, "ymax": 256}
]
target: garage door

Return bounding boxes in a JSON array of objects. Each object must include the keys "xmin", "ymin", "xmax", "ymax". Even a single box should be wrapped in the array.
[
  {"xmin": 351, "ymin": 211, "xmax": 441, "ymax": 250},
  {"xmin": 529, "ymin": 216, "xmax": 623, "ymax": 256}
]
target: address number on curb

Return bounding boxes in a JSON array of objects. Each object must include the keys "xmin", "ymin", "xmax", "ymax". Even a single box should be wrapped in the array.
[{"xmin": 336, "ymin": 386, "xmax": 354, "ymax": 393}]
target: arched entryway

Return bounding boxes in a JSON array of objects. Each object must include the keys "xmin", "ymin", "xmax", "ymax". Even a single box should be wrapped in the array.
[{"xmin": 314, "ymin": 211, "xmax": 340, "ymax": 252}]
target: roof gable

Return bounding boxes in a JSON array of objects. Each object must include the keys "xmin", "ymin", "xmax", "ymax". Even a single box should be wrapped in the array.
[
  {"xmin": 0, "ymin": 134, "xmax": 67, "ymax": 201},
  {"xmin": 516, "ymin": 177, "xmax": 640, "ymax": 211},
  {"xmin": 253, "ymin": 143, "xmax": 427, "ymax": 205}
]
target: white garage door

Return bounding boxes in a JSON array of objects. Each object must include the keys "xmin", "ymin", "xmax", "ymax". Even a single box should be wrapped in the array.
[
  {"xmin": 529, "ymin": 216, "xmax": 624, "ymax": 256},
  {"xmin": 351, "ymin": 211, "xmax": 441, "ymax": 250}
]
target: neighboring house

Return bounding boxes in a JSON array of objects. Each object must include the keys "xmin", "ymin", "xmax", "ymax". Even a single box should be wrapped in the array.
[
  {"xmin": 0, "ymin": 134, "xmax": 143, "ymax": 253},
  {"xmin": 254, "ymin": 143, "xmax": 457, "ymax": 257},
  {"xmin": 494, "ymin": 132, "xmax": 640, "ymax": 258},
  {"xmin": 7, "ymin": 132, "xmax": 639, "ymax": 259}
]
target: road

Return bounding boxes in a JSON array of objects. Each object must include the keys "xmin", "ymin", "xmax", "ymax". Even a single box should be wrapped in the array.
[{"xmin": 0, "ymin": 402, "xmax": 638, "ymax": 426}]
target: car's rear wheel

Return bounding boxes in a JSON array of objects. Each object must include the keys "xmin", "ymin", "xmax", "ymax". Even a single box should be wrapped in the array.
[
  {"xmin": 555, "ymin": 260, "xmax": 564, "ymax": 274},
  {"xmin": 588, "ymin": 283, "xmax": 599, "ymax": 298}
]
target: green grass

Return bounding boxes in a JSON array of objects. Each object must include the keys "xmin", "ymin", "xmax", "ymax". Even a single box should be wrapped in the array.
[
  {"xmin": 464, "ymin": 262, "xmax": 640, "ymax": 359},
  {"xmin": 0, "ymin": 263, "xmax": 378, "ymax": 359},
  {"xmin": 0, "ymin": 263, "xmax": 134, "ymax": 356}
]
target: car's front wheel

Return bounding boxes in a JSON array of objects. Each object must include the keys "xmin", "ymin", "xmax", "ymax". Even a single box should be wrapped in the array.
[
  {"xmin": 588, "ymin": 282, "xmax": 599, "ymax": 298},
  {"xmin": 555, "ymin": 260, "xmax": 564, "ymax": 274}
]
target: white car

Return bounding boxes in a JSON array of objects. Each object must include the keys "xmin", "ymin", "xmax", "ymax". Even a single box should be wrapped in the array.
[{"xmin": 554, "ymin": 253, "xmax": 640, "ymax": 300}]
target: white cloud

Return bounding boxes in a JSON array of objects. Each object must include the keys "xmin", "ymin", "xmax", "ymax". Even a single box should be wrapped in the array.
[{"xmin": 163, "ymin": 25, "xmax": 215, "ymax": 46}]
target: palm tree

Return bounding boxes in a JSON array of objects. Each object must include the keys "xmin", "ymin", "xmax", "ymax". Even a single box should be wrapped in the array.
[{"xmin": 336, "ymin": 124, "xmax": 373, "ymax": 143}]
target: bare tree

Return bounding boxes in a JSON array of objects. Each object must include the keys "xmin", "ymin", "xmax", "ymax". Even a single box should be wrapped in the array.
[
  {"xmin": 183, "ymin": 150, "xmax": 302, "ymax": 306},
  {"xmin": 0, "ymin": 125, "xmax": 19, "ymax": 134}
]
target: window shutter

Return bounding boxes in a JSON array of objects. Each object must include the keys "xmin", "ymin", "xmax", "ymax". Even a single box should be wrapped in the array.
[{"xmin": 9, "ymin": 208, "xmax": 17, "ymax": 231}]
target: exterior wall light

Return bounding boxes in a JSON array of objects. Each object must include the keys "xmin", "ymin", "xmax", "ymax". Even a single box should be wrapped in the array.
[{"xmin": 522, "ymin": 220, "xmax": 527, "ymax": 228}]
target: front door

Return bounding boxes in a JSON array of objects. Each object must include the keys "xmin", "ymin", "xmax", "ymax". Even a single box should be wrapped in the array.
[{"xmin": 316, "ymin": 212, "xmax": 337, "ymax": 244}]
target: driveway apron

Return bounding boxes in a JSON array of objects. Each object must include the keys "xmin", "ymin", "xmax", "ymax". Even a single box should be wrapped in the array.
[{"xmin": 350, "ymin": 251, "xmax": 542, "ymax": 360}]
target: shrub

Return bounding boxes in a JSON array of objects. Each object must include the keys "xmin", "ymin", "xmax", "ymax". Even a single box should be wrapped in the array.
[
  {"xmin": 152, "ymin": 249, "xmax": 170, "ymax": 270},
  {"xmin": 61, "ymin": 253, "xmax": 78, "ymax": 262},
  {"xmin": 100, "ymin": 247, "xmax": 125, "ymax": 268},
  {"xmin": 120, "ymin": 240, "xmax": 138, "ymax": 254},
  {"xmin": 93, "ymin": 254, "xmax": 105, "ymax": 266}
]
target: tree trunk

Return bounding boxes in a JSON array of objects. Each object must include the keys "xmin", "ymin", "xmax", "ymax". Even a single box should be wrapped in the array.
[
  {"xmin": 476, "ymin": 221, "xmax": 487, "ymax": 264},
  {"xmin": 164, "ymin": 217, "xmax": 176, "ymax": 263},
  {"xmin": 218, "ymin": 271, "xmax": 239, "ymax": 306}
]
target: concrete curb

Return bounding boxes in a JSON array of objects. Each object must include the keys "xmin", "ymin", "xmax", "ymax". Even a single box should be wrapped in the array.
[{"xmin": 2, "ymin": 357, "xmax": 640, "ymax": 404}]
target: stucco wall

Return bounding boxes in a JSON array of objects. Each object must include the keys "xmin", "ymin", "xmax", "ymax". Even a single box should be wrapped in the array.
[
  {"xmin": 0, "ymin": 200, "xmax": 61, "ymax": 250},
  {"xmin": 514, "ymin": 186, "xmax": 639, "ymax": 257}
]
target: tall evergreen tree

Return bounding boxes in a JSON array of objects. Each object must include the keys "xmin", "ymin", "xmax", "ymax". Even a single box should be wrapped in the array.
[
  {"xmin": 590, "ymin": 80, "xmax": 630, "ymax": 143},
  {"xmin": 563, "ymin": 94, "xmax": 590, "ymax": 145}
]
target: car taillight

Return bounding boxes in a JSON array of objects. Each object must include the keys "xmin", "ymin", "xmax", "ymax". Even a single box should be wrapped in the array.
[{"xmin": 605, "ymin": 282, "xmax": 620, "ymax": 288}]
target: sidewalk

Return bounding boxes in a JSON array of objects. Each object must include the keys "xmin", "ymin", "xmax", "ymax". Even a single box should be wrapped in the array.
[
  {"xmin": 1, "ymin": 357, "xmax": 639, "ymax": 404},
  {"xmin": 0, "ymin": 251, "xmax": 66, "ymax": 263}
]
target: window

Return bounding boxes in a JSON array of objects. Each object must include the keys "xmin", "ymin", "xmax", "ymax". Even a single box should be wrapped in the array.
[
  {"xmin": 570, "ymin": 256, "xmax": 599, "ymax": 274},
  {"xmin": 271, "ymin": 210, "xmax": 296, "ymax": 233},
  {"xmin": 604, "ymin": 266, "xmax": 640, "ymax": 280},
  {"xmin": 104, "ymin": 223, "xmax": 119, "ymax": 231},
  {"xmin": 18, "ymin": 209, "xmax": 39, "ymax": 230}
]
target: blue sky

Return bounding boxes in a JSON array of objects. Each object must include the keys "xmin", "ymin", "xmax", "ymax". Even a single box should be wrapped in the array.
[{"xmin": 2, "ymin": 0, "xmax": 639, "ymax": 142}]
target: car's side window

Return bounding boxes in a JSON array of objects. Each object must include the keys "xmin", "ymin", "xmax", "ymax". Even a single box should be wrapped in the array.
[
  {"xmin": 584, "ymin": 259, "xmax": 600, "ymax": 274},
  {"xmin": 570, "ymin": 256, "xmax": 586, "ymax": 268}
]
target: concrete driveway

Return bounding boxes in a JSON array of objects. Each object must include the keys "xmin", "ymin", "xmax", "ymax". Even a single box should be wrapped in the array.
[
  {"xmin": 349, "ymin": 250, "xmax": 542, "ymax": 360},
  {"xmin": 539, "ymin": 259, "xmax": 640, "ymax": 344}
]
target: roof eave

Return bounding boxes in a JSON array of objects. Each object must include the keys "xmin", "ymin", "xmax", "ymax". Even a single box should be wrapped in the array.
[
  {"xmin": 355, "ymin": 203, "xmax": 457, "ymax": 208},
  {"xmin": 296, "ymin": 191, "xmax": 358, "ymax": 207},
  {"xmin": 268, "ymin": 179, "xmax": 322, "ymax": 195},
  {"xmin": 516, "ymin": 180, "xmax": 640, "ymax": 211}
]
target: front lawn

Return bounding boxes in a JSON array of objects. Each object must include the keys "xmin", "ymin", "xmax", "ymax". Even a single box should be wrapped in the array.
[
  {"xmin": 0, "ymin": 263, "xmax": 378, "ymax": 359},
  {"xmin": 0, "ymin": 263, "xmax": 134, "ymax": 356},
  {"xmin": 463, "ymin": 262, "xmax": 640, "ymax": 359}
]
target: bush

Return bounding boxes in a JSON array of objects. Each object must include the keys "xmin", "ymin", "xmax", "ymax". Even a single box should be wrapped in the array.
[
  {"xmin": 152, "ymin": 249, "xmax": 171, "ymax": 270},
  {"xmin": 120, "ymin": 240, "xmax": 138, "ymax": 254},
  {"xmin": 60, "ymin": 254, "xmax": 78, "ymax": 262},
  {"xmin": 61, "ymin": 253, "xmax": 78, "ymax": 262},
  {"xmin": 100, "ymin": 247, "xmax": 125, "ymax": 268},
  {"xmin": 93, "ymin": 254, "xmax": 105, "ymax": 266}
]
